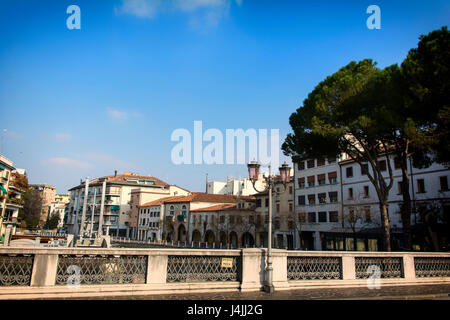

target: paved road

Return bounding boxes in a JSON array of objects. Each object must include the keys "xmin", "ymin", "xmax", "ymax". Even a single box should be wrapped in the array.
[{"xmin": 71, "ymin": 284, "xmax": 450, "ymax": 300}]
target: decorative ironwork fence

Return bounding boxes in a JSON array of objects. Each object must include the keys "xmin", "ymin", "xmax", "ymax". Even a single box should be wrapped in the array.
[
  {"xmin": 414, "ymin": 257, "xmax": 450, "ymax": 278},
  {"xmin": 56, "ymin": 255, "xmax": 147, "ymax": 285},
  {"xmin": 355, "ymin": 257, "xmax": 403, "ymax": 279},
  {"xmin": 0, "ymin": 254, "xmax": 34, "ymax": 286},
  {"xmin": 166, "ymin": 256, "xmax": 241, "ymax": 283},
  {"xmin": 287, "ymin": 256, "xmax": 342, "ymax": 280}
]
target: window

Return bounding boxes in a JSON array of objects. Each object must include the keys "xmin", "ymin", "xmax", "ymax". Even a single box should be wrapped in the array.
[
  {"xmin": 220, "ymin": 215, "xmax": 225, "ymax": 223},
  {"xmin": 364, "ymin": 207, "xmax": 371, "ymax": 222},
  {"xmin": 394, "ymin": 157, "xmax": 401, "ymax": 170},
  {"xmin": 348, "ymin": 188, "xmax": 354, "ymax": 200},
  {"xmin": 318, "ymin": 193, "xmax": 326, "ymax": 204},
  {"xmin": 276, "ymin": 203, "xmax": 280, "ymax": 213},
  {"xmin": 397, "ymin": 181, "xmax": 404, "ymax": 195},
  {"xmin": 308, "ymin": 194, "xmax": 315, "ymax": 205},
  {"xmin": 329, "ymin": 211, "xmax": 339, "ymax": 222},
  {"xmin": 229, "ymin": 216, "xmax": 235, "ymax": 223},
  {"xmin": 318, "ymin": 212, "xmax": 327, "ymax": 222},
  {"xmin": 307, "ymin": 176, "xmax": 315, "ymax": 187},
  {"xmin": 256, "ymin": 199, "xmax": 261, "ymax": 207},
  {"xmin": 289, "ymin": 202, "xmax": 293, "ymax": 212},
  {"xmin": 361, "ymin": 163, "xmax": 368, "ymax": 175},
  {"xmin": 346, "ymin": 167, "xmax": 353, "ymax": 178},
  {"xmin": 265, "ymin": 198, "xmax": 269, "ymax": 207},
  {"xmin": 318, "ymin": 174, "xmax": 326, "ymax": 185},
  {"xmin": 298, "ymin": 161, "xmax": 305, "ymax": 170},
  {"xmin": 298, "ymin": 177, "xmax": 305, "ymax": 189},
  {"xmin": 328, "ymin": 158, "xmax": 336, "ymax": 163},
  {"xmin": 249, "ymin": 215, "xmax": 254, "ymax": 224},
  {"xmin": 169, "ymin": 206, "xmax": 174, "ymax": 215},
  {"xmin": 440, "ymin": 176, "xmax": 449, "ymax": 191},
  {"xmin": 276, "ymin": 187, "xmax": 280, "ymax": 193},
  {"xmin": 317, "ymin": 158, "xmax": 325, "ymax": 166},
  {"xmin": 298, "ymin": 195, "xmax": 306, "ymax": 205},
  {"xmin": 308, "ymin": 212, "xmax": 316, "ymax": 223},
  {"xmin": 328, "ymin": 172, "xmax": 337, "ymax": 184},
  {"xmin": 257, "ymin": 215, "xmax": 262, "ymax": 224},
  {"xmin": 289, "ymin": 186, "xmax": 293, "ymax": 194},
  {"xmin": 329, "ymin": 191, "xmax": 338, "ymax": 203},
  {"xmin": 363, "ymin": 186, "xmax": 369, "ymax": 198},
  {"xmin": 237, "ymin": 216, "xmax": 242, "ymax": 224},
  {"xmin": 378, "ymin": 160, "xmax": 387, "ymax": 172},
  {"xmin": 417, "ymin": 179, "xmax": 426, "ymax": 193},
  {"xmin": 298, "ymin": 212, "xmax": 306, "ymax": 223},
  {"xmin": 181, "ymin": 205, "xmax": 187, "ymax": 215},
  {"xmin": 307, "ymin": 159, "xmax": 315, "ymax": 168}
]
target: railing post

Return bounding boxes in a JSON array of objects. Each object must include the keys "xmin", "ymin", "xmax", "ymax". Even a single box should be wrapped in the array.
[
  {"xmin": 341, "ymin": 255, "xmax": 356, "ymax": 280},
  {"xmin": 271, "ymin": 249, "xmax": 289, "ymax": 290},
  {"xmin": 31, "ymin": 254, "xmax": 59, "ymax": 286},
  {"xmin": 240, "ymin": 249, "xmax": 264, "ymax": 292},
  {"xmin": 146, "ymin": 253, "xmax": 168, "ymax": 285},
  {"xmin": 403, "ymin": 254, "xmax": 416, "ymax": 280}
]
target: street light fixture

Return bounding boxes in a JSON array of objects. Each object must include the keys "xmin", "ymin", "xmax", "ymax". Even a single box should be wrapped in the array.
[{"xmin": 247, "ymin": 160, "xmax": 291, "ymax": 293}]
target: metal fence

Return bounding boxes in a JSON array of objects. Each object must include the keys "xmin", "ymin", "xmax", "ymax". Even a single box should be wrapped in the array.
[
  {"xmin": 287, "ymin": 256, "xmax": 342, "ymax": 280},
  {"xmin": 166, "ymin": 255, "xmax": 241, "ymax": 283},
  {"xmin": 55, "ymin": 254, "xmax": 147, "ymax": 285},
  {"xmin": 0, "ymin": 254, "xmax": 34, "ymax": 286},
  {"xmin": 355, "ymin": 257, "xmax": 404, "ymax": 279},
  {"xmin": 414, "ymin": 257, "xmax": 450, "ymax": 278}
]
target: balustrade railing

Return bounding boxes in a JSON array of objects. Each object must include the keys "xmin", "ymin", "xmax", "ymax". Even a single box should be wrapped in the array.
[{"xmin": 0, "ymin": 248, "xmax": 449, "ymax": 294}]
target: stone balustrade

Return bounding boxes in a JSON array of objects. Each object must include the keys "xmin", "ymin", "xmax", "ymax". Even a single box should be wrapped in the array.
[{"xmin": 0, "ymin": 247, "xmax": 448, "ymax": 299}]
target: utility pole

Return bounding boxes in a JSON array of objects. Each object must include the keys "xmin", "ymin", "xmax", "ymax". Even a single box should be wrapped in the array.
[
  {"xmin": 98, "ymin": 181, "xmax": 106, "ymax": 237},
  {"xmin": 79, "ymin": 177, "xmax": 89, "ymax": 237}
]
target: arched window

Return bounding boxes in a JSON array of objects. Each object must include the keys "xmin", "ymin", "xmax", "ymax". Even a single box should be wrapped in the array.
[
  {"xmin": 169, "ymin": 206, "xmax": 175, "ymax": 215},
  {"xmin": 182, "ymin": 205, "xmax": 187, "ymax": 215}
]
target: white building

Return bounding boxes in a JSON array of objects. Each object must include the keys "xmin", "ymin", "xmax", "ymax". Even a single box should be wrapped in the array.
[
  {"xmin": 293, "ymin": 154, "xmax": 450, "ymax": 251},
  {"xmin": 64, "ymin": 171, "xmax": 183, "ymax": 237},
  {"xmin": 206, "ymin": 176, "xmax": 266, "ymax": 196},
  {"xmin": 340, "ymin": 155, "xmax": 450, "ymax": 250},
  {"xmin": 294, "ymin": 157, "xmax": 343, "ymax": 250}
]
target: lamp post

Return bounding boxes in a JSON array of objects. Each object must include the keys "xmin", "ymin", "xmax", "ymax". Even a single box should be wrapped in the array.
[{"xmin": 247, "ymin": 160, "xmax": 291, "ymax": 293}]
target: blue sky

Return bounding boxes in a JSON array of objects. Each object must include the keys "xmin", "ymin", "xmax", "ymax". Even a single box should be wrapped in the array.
[{"xmin": 0, "ymin": 0, "xmax": 449, "ymax": 194}]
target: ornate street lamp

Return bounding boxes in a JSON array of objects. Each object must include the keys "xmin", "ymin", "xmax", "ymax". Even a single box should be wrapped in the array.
[{"xmin": 247, "ymin": 160, "xmax": 291, "ymax": 293}]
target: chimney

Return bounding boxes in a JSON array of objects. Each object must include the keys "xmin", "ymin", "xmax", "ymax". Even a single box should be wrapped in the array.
[{"xmin": 114, "ymin": 170, "xmax": 117, "ymax": 177}]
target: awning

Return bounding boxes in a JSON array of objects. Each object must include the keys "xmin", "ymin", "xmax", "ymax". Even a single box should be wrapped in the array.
[
  {"xmin": 328, "ymin": 171, "xmax": 337, "ymax": 178},
  {"xmin": 0, "ymin": 165, "xmax": 5, "ymax": 170},
  {"xmin": 307, "ymin": 176, "xmax": 315, "ymax": 182},
  {"xmin": 0, "ymin": 185, "xmax": 7, "ymax": 196},
  {"xmin": 111, "ymin": 205, "xmax": 120, "ymax": 211}
]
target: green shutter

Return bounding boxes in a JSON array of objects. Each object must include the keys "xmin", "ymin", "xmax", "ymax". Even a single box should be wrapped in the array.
[{"xmin": 0, "ymin": 185, "xmax": 7, "ymax": 195}]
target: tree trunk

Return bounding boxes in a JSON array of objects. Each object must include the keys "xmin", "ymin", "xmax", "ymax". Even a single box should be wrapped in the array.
[
  {"xmin": 400, "ymin": 164, "xmax": 412, "ymax": 250},
  {"xmin": 380, "ymin": 201, "xmax": 391, "ymax": 251}
]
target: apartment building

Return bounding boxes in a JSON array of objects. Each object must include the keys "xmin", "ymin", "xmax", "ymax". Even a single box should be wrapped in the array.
[
  {"xmin": 340, "ymin": 155, "xmax": 450, "ymax": 251},
  {"xmin": 0, "ymin": 155, "xmax": 16, "ymax": 235},
  {"xmin": 129, "ymin": 185, "xmax": 190, "ymax": 239},
  {"xmin": 30, "ymin": 184, "xmax": 56, "ymax": 226},
  {"xmin": 294, "ymin": 157, "xmax": 343, "ymax": 250},
  {"xmin": 64, "ymin": 171, "xmax": 179, "ymax": 237}
]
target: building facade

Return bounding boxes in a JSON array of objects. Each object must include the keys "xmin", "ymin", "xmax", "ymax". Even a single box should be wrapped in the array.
[
  {"xmin": 293, "ymin": 154, "xmax": 450, "ymax": 251},
  {"xmin": 30, "ymin": 184, "xmax": 56, "ymax": 226},
  {"xmin": 64, "ymin": 171, "xmax": 181, "ymax": 237}
]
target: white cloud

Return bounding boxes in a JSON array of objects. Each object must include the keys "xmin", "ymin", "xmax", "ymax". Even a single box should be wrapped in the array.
[
  {"xmin": 114, "ymin": 0, "xmax": 161, "ymax": 19},
  {"xmin": 42, "ymin": 157, "xmax": 94, "ymax": 169},
  {"xmin": 107, "ymin": 108, "xmax": 128, "ymax": 120},
  {"xmin": 85, "ymin": 152, "xmax": 135, "ymax": 169},
  {"xmin": 55, "ymin": 133, "xmax": 72, "ymax": 142},
  {"xmin": 115, "ymin": 0, "xmax": 242, "ymax": 27},
  {"xmin": 2, "ymin": 130, "xmax": 22, "ymax": 139}
]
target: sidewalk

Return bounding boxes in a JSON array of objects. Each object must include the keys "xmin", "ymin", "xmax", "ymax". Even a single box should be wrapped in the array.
[{"xmin": 68, "ymin": 284, "xmax": 450, "ymax": 300}]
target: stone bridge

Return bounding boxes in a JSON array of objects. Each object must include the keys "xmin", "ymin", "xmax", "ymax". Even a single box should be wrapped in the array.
[{"xmin": 0, "ymin": 247, "xmax": 449, "ymax": 299}]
